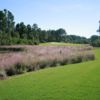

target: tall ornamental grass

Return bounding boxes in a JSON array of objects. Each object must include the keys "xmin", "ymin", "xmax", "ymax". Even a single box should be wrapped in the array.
[{"xmin": 0, "ymin": 45, "xmax": 95, "ymax": 79}]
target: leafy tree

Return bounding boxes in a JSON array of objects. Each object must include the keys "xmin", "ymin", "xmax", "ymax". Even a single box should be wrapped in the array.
[
  {"xmin": 18, "ymin": 22, "xmax": 27, "ymax": 39},
  {"xmin": 90, "ymin": 35, "xmax": 100, "ymax": 47},
  {"xmin": 0, "ymin": 10, "xmax": 6, "ymax": 32},
  {"xmin": 56, "ymin": 28, "xmax": 67, "ymax": 42},
  {"xmin": 26, "ymin": 24, "xmax": 32, "ymax": 39},
  {"xmin": 90, "ymin": 35, "xmax": 99, "ymax": 42},
  {"xmin": 0, "ymin": 9, "xmax": 94, "ymax": 45}
]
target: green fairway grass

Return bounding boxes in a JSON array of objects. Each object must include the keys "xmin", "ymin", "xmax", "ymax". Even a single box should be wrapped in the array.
[
  {"xmin": 40, "ymin": 42, "xmax": 81, "ymax": 46},
  {"xmin": 0, "ymin": 48, "xmax": 100, "ymax": 100}
]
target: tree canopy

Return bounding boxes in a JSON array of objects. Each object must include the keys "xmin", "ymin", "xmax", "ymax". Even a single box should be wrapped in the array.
[{"xmin": 0, "ymin": 9, "xmax": 99, "ymax": 46}]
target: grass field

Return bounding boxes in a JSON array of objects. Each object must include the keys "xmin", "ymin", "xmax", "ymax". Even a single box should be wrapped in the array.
[
  {"xmin": 0, "ymin": 48, "xmax": 100, "ymax": 100},
  {"xmin": 40, "ymin": 42, "xmax": 81, "ymax": 46}
]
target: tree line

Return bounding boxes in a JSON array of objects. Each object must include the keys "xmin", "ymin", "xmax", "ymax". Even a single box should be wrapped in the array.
[{"xmin": 0, "ymin": 9, "xmax": 100, "ymax": 46}]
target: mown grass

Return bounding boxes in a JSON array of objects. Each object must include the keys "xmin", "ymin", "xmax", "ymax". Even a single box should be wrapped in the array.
[
  {"xmin": 40, "ymin": 42, "xmax": 81, "ymax": 46},
  {"xmin": 0, "ymin": 48, "xmax": 100, "ymax": 100}
]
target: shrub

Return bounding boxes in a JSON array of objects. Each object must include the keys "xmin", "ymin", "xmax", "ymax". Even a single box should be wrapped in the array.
[{"xmin": 0, "ymin": 70, "xmax": 7, "ymax": 80}]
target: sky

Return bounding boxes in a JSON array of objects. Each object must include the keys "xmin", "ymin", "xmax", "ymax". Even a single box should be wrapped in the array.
[{"xmin": 0, "ymin": 0, "xmax": 100, "ymax": 38}]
